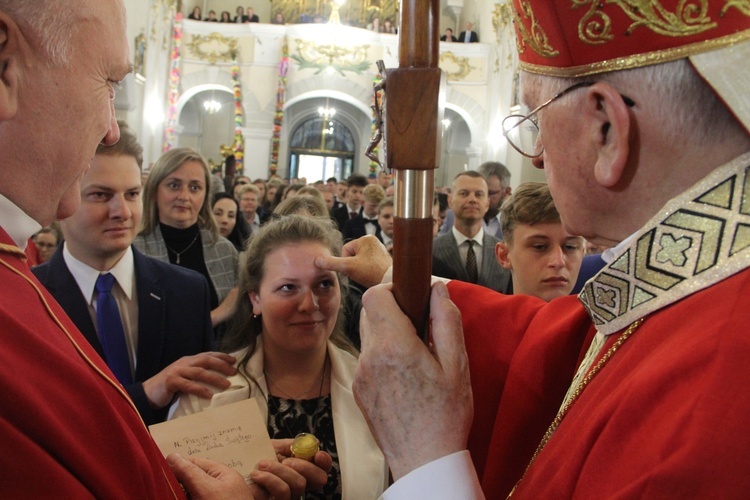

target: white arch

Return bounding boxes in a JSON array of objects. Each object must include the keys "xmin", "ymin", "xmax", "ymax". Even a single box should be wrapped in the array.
[
  {"xmin": 444, "ymin": 86, "xmax": 484, "ymax": 146},
  {"xmin": 175, "ymin": 84, "xmax": 233, "ymax": 116},
  {"xmin": 285, "ymin": 90, "xmax": 372, "ymax": 117}
]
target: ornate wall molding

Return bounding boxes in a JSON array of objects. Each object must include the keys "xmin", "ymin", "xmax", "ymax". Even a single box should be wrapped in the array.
[
  {"xmin": 187, "ymin": 33, "xmax": 239, "ymax": 64},
  {"xmin": 440, "ymin": 52, "xmax": 475, "ymax": 81},
  {"xmin": 292, "ymin": 39, "xmax": 371, "ymax": 75}
]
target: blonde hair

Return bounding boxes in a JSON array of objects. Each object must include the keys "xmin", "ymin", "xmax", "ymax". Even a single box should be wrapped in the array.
[
  {"xmin": 363, "ymin": 184, "xmax": 386, "ymax": 204},
  {"xmin": 139, "ymin": 148, "xmax": 219, "ymax": 243},
  {"xmin": 296, "ymin": 186, "xmax": 326, "ymax": 201},
  {"xmin": 238, "ymin": 184, "xmax": 260, "ymax": 198},
  {"xmin": 273, "ymin": 195, "xmax": 329, "ymax": 218}
]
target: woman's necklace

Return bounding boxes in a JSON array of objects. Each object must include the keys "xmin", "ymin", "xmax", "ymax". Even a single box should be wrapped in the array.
[
  {"xmin": 265, "ymin": 354, "xmax": 328, "ymax": 400},
  {"xmin": 164, "ymin": 233, "xmax": 199, "ymax": 264}
]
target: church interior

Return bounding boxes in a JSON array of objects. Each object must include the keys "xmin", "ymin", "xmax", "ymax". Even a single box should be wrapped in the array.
[{"xmin": 120, "ymin": 0, "xmax": 543, "ymax": 188}]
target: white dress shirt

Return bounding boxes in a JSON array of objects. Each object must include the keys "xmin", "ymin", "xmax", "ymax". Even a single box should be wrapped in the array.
[
  {"xmin": 381, "ymin": 451, "xmax": 483, "ymax": 499},
  {"xmin": 363, "ymin": 214, "xmax": 379, "ymax": 236},
  {"xmin": 452, "ymin": 226, "xmax": 485, "ymax": 272},
  {"xmin": 63, "ymin": 244, "xmax": 139, "ymax": 375}
]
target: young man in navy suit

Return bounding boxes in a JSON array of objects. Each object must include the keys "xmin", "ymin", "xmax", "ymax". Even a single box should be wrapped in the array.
[{"xmin": 32, "ymin": 123, "xmax": 237, "ymax": 425}]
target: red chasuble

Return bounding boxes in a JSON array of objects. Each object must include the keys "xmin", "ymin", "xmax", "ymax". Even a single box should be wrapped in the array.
[
  {"xmin": 449, "ymin": 281, "xmax": 594, "ymax": 498},
  {"xmin": 0, "ymin": 229, "xmax": 184, "ymax": 498},
  {"xmin": 450, "ymin": 271, "xmax": 750, "ymax": 498},
  {"xmin": 446, "ymin": 154, "xmax": 750, "ymax": 498}
]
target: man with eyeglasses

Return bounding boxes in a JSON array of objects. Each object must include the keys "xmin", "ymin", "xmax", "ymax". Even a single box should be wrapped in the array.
[
  {"xmin": 317, "ymin": 0, "xmax": 750, "ymax": 497},
  {"xmin": 478, "ymin": 161, "xmax": 512, "ymax": 240}
]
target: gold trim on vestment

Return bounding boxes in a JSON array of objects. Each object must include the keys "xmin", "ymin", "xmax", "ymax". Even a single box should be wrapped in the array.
[
  {"xmin": 0, "ymin": 242, "xmax": 27, "ymax": 259},
  {"xmin": 520, "ymin": 28, "xmax": 750, "ymax": 77},
  {"xmin": 579, "ymin": 151, "xmax": 750, "ymax": 335},
  {"xmin": 0, "ymin": 253, "xmax": 181, "ymax": 499}
]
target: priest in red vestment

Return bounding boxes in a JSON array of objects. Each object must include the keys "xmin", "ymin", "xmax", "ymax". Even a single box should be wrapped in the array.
[
  {"xmin": 317, "ymin": 1, "xmax": 750, "ymax": 497},
  {"xmin": 0, "ymin": 1, "xmax": 327, "ymax": 497}
]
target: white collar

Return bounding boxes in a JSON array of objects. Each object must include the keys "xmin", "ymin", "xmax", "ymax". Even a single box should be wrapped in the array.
[
  {"xmin": 0, "ymin": 193, "xmax": 41, "ymax": 248},
  {"xmin": 451, "ymin": 226, "xmax": 484, "ymax": 247},
  {"xmin": 63, "ymin": 244, "xmax": 135, "ymax": 303},
  {"xmin": 601, "ymin": 233, "xmax": 638, "ymax": 264}
]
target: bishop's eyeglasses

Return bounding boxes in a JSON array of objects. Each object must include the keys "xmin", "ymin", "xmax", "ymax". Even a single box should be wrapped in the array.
[{"xmin": 502, "ymin": 81, "xmax": 635, "ymax": 158}]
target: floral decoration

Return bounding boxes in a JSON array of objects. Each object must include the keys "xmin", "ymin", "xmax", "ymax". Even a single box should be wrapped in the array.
[
  {"xmin": 163, "ymin": 11, "xmax": 182, "ymax": 152},
  {"xmin": 232, "ymin": 61, "xmax": 245, "ymax": 172},
  {"xmin": 269, "ymin": 38, "xmax": 289, "ymax": 175}
]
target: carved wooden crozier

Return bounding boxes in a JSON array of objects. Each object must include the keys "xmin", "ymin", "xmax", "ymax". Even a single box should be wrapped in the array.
[{"xmin": 387, "ymin": 0, "xmax": 443, "ymax": 341}]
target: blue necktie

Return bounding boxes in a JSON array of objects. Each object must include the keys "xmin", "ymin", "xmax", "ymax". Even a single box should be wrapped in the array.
[{"xmin": 95, "ymin": 273, "xmax": 132, "ymax": 385}]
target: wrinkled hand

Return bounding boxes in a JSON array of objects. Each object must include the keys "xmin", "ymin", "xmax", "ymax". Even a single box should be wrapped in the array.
[
  {"xmin": 248, "ymin": 439, "xmax": 332, "ymax": 498},
  {"xmin": 315, "ymin": 235, "xmax": 392, "ymax": 288},
  {"xmin": 211, "ymin": 287, "xmax": 239, "ymax": 327},
  {"xmin": 354, "ymin": 281, "xmax": 473, "ymax": 480},
  {"xmin": 142, "ymin": 352, "xmax": 237, "ymax": 409},
  {"xmin": 167, "ymin": 454, "xmax": 253, "ymax": 500}
]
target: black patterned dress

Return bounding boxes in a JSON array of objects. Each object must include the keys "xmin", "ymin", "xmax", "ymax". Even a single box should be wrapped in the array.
[{"xmin": 267, "ymin": 394, "xmax": 341, "ymax": 499}]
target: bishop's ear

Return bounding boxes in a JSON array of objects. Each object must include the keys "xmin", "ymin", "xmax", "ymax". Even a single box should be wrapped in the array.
[
  {"xmin": 584, "ymin": 82, "xmax": 632, "ymax": 188},
  {"xmin": 0, "ymin": 13, "xmax": 20, "ymax": 121}
]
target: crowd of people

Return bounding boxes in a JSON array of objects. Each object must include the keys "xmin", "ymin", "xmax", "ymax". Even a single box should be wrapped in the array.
[
  {"xmin": 188, "ymin": 5, "xmax": 262, "ymax": 24},
  {"xmin": 4, "ymin": 0, "xmax": 749, "ymax": 498},
  {"xmin": 184, "ymin": 4, "xmax": 412, "ymax": 32}
]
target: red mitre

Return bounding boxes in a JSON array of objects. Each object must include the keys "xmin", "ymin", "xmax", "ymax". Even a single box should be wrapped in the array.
[{"xmin": 511, "ymin": 0, "xmax": 750, "ymax": 77}]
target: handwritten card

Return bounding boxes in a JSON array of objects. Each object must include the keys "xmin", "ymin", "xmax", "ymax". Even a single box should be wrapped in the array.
[{"xmin": 149, "ymin": 398, "xmax": 277, "ymax": 482}]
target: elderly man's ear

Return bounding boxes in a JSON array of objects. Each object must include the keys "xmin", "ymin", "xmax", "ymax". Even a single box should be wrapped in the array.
[
  {"xmin": 0, "ymin": 13, "xmax": 21, "ymax": 121},
  {"xmin": 584, "ymin": 82, "xmax": 632, "ymax": 189}
]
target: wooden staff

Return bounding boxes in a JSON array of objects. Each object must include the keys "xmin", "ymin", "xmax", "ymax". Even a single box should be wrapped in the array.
[{"xmin": 386, "ymin": 0, "xmax": 442, "ymax": 341}]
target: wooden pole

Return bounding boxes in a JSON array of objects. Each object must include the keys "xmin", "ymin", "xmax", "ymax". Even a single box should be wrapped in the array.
[{"xmin": 386, "ymin": 0, "xmax": 442, "ymax": 341}]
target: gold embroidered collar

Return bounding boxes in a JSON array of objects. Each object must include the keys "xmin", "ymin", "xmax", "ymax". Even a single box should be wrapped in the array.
[{"xmin": 579, "ymin": 151, "xmax": 750, "ymax": 334}]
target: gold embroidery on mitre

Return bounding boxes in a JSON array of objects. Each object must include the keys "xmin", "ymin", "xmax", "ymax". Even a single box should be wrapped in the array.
[
  {"xmin": 580, "ymin": 153, "xmax": 750, "ymax": 334},
  {"xmin": 520, "ymin": 28, "xmax": 750, "ymax": 76},
  {"xmin": 575, "ymin": 0, "xmax": 615, "ymax": 45},
  {"xmin": 576, "ymin": 0, "xmax": 717, "ymax": 47},
  {"xmin": 512, "ymin": 0, "xmax": 560, "ymax": 58},
  {"xmin": 722, "ymin": 0, "xmax": 750, "ymax": 16}
]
